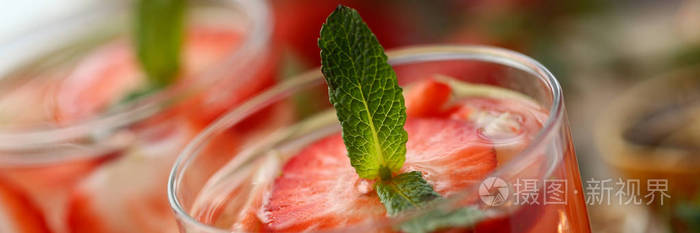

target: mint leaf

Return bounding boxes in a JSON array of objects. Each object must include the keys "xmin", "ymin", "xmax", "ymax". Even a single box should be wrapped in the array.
[
  {"xmin": 135, "ymin": 0, "xmax": 185, "ymax": 87},
  {"xmin": 318, "ymin": 5, "xmax": 408, "ymax": 179},
  {"xmin": 317, "ymin": 7, "xmax": 477, "ymax": 228},
  {"xmin": 376, "ymin": 171, "xmax": 440, "ymax": 215},
  {"xmin": 399, "ymin": 206, "xmax": 484, "ymax": 233}
]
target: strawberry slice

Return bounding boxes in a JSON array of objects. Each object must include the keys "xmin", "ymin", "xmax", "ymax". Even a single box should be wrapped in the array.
[
  {"xmin": 0, "ymin": 175, "xmax": 50, "ymax": 233},
  {"xmin": 54, "ymin": 26, "xmax": 274, "ymax": 125},
  {"xmin": 53, "ymin": 41, "xmax": 143, "ymax": 123},
  {"xmin": 401, "ymin": 119, "xmax": 498, "ymax": 196},
  {"xmin": 261, "ymin": 134, "xmax": 385, "ymax": 232},
  {"xmin": 404, "ymin": 78, "xmax": 452, "ymax": 117},
  {"xmin": 261, "ymin": 118, "xmax": 497, "ymax": 232}
]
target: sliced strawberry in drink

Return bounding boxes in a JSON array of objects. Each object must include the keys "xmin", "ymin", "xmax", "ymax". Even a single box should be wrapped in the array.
[
  {"xmin": 53, "ymin": 42, "xmax": 144, "ymax": 123},
  {"xmin": 54, "ymin": 26, "xmax": 275, "ymax": 125},
  {"xmin": 404, "ymin": 78, "xmax": 452, "ymax": 117},
  {"xmin": 401, "ymin": 119, "xmax": 497, "ymax": 196},
  {"xmin": 0, "ymin": 175, "xmax": 50, "ymax": 233},
  {"xmin": 261, "ymin": 135, "xmax": 385, "ymax": 232},
  {"xmin": 261, "ymin": 118, "xmax": 497, "ymax": 232}
]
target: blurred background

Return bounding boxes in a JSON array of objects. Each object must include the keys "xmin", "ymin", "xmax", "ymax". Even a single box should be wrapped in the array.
[{"xmin": 1, "ymin": 0, "xmax": 699, "ymax": 232}]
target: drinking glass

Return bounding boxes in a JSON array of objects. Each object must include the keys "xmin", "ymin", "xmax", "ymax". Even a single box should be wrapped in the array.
[
  {"xmin": 0, "ymin": 0, "xmax": 271, "ymax": 232},
  {"xmin": 168, "ymin": 45, "xmax": 591, "ymax": 233},
  {"xmin": 596, "ymin": 66, "xmax": 700, "ymax": 232}
]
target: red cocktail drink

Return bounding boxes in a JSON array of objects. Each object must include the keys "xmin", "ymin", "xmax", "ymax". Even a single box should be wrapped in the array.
[
  {"xmin": 0, "ymin": 1, "xmax": 274, "ymax": 232},
  {"xmin": 168, "ymin": 46, "xmax": 591, "ymax": 233}
]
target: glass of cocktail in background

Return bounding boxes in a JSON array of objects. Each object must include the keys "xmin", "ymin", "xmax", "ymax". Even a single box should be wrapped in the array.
[
  {"xmin": 168, "ymin": 45, "xmax": 591, "ymax": 233},
  {"xmin": 0, "ymin": 0, "xmax": 274, "ymax": 232},
  {"xmin": 597, "ymin": 66, "xmax": 700, "ymax": 233}
]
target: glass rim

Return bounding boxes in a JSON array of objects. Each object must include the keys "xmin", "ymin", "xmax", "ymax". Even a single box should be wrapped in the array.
[
  {"xmin": 167, "ymin": 44, "xmax": 564, "ymax": 232},
  {"xmin": 0, "ymin": 0, "xmax": 271, "ymax": 160},
  {"xmin": 168, "ymin": 44, "xmax": 565, "ymax": 232}
]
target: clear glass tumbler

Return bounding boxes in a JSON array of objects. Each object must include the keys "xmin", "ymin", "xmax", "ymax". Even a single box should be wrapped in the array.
[
  {"xmin": 168, "ymin": 45, "xmax": 591, "ymax": 233},
  {"xmin": 0, "ymin": 0, "xmax": 271, "ymax": 232}
]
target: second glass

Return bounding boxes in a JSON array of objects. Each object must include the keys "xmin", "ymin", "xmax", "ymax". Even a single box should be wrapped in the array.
[{"xmin": 0, "ymin": 0, "xmax": 272, "ymax": 232}]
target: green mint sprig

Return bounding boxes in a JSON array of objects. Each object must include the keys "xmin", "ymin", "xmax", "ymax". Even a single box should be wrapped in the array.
[
  {"xmin": 319, "ymin": 5, "xmax": 408, "ymax": 180},
  {"xmin": 135, "ymin": 0, "xmax": 185, "ymax": 88},
  {"xmin": 319, "ymin": 5, "xmax": 438, "ymax": 215}
]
